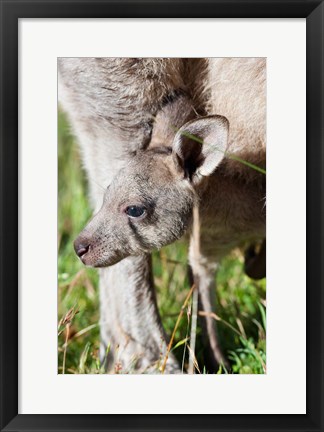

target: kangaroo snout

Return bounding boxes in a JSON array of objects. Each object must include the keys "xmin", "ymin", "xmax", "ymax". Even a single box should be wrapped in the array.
[
  {"xmin": 74, "ymin": 208, "xmax": 130, "ymax": 268},
  {"xmin": 74, "ymin": 232, "xmax": 106, "ymax": 267},
  {"xmin": 74, "ymin": 237, "xmax": 91, "ymax": 264},
  {"xmin": 74, "ymin": 239, "xmax": 90, "ymax": 260}
]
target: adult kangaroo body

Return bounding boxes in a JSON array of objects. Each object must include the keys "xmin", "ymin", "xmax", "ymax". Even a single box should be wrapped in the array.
[{"xmin": 59, "ymin": 58, "xmax": 266, "ymax": 373}]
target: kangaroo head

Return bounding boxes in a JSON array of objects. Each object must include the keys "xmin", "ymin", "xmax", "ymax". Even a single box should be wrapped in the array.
[{"xmin": 74, "ymin": 115, "xmax": 229, "ymax": 267}]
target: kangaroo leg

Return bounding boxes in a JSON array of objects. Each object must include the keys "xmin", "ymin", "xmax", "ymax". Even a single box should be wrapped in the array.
[
  {"xmin": 100, "ymin": 255, "xmax": 180, "ymax": 373},
  {"xmin": 188, "ymin": 254, "xmax": 228, "ymax": 373}
]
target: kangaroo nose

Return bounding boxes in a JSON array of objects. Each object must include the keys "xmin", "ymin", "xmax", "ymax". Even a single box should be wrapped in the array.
[{"xmin": 74, "ymin": 241, "xmax": 90, "ymax": 258}]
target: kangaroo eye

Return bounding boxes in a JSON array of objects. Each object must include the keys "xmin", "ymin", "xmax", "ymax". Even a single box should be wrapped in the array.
[{"xmin": 125, "ymin": 205, "xmax": 146, "ymax": 218}]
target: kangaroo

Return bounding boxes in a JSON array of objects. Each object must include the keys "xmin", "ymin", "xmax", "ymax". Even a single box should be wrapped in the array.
[{"xmin": 59, "ymin": 58, "xmax": 266, "ymax": 373}]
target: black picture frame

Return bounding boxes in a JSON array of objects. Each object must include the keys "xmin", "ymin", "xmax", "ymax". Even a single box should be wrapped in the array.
[{"xmin": 1, "ymin": 1, "xmax": 323, "ymax": 431}]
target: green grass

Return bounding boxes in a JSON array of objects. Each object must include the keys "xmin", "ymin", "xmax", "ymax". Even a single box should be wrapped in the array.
[{"xmin": 58, "ymin": 110, "xmax": 266, "ymax": 374}]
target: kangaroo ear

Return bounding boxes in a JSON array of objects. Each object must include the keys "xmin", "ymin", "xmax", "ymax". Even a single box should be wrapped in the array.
[{"xmin": 172, "ymin": 115, "xmax": 229, "ymax": 183}]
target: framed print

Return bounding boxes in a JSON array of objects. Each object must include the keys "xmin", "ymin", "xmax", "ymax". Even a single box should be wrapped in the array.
[{"xmin": 1, "ymin": 1, "xmax": 323, "ymax": 431}]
